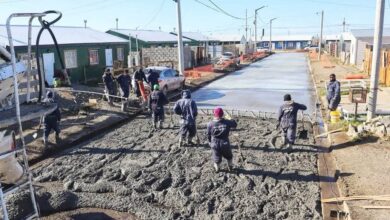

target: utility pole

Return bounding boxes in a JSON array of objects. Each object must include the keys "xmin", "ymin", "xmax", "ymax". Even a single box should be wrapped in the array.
[
  {"xmin": 174, "ymin": 0, "xmax": 185, "ymax": 75},
  {"xmin": 343, "ymin": 17, "xmax": 346, "ymax": 32},
  {"xmin": 367, "ymin": 0, "xmax": 385, "ymax": 121},
  {"xmin": 129, "ymin": 33, "xmax": 132, "ymax": 67},
  {"xmin": 254, "ymin": 6, "xmax": 266, "ymax": 51},
  {"xmin": 84, "ymin": 19, "xmax": 87, "ymax": 28},
  {"xmin": 318, "ymin": 10, "xmax": 324, "ymax": 61},
  {"xmin": 269, "ymin": 18, "xmax": 277, "ymax": 53},
  {"xmin": 116, "ymin": 18, "xmax": 118, "ymax": 30},
  {"xmin": 245, "ymin": 9, "xmax": 248, "ymax": 42}
]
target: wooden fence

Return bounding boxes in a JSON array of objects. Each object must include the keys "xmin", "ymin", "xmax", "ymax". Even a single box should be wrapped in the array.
[{"xmin": 364, "ymin": 47, "xmax": 390, "ymax": 86}]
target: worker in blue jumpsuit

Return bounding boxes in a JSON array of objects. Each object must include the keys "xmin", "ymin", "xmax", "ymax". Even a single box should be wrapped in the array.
[
  {"xmin": 326, "ymin": 73, "xmax": 341, "ymax": 111},
  {"xmin": 207, "ymin": 107, "xmax": 237, "ymax": 172},
  {"xmin": 277, "ymin": 94, "xmax": 307, "ymax": 149},
  {"xmin": 102, "ymin": 69, "xmax": 115, "ymax": 105},
  {"xmin": 174, "ymin": 90, "xmax": 199, "ymax": 147},
  {"xmin": 116, "ymin": 69, "xmax": 132, "ymax": 98},
  {"xmin": 43, "ymin": 90, "xmax": 61, "ymax": 146},
  {"xmin": 148, "ymin": 84, "xmax": 169, "ymax": 129},
  {"xmin": 147, "ymin": 69, "xmax": 160, "ymax": 91}
]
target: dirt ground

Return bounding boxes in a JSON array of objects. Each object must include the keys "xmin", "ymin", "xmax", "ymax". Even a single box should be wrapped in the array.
[
  {"xmin": 7, "ymin": 114, "xmax": 322, "ymax": 220},
  {"xmin": 310, "ymin": 53, "xmax": 390, "ymax": 219}
]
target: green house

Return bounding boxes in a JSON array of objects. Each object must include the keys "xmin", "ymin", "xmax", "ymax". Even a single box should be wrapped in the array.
[{"xmin": 0, "ymin": 25, "xmax": 129, "ymax": 84}]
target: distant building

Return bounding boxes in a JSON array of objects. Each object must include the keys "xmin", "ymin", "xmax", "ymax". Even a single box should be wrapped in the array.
[
  {"xmin": 349, "ymin": 28, "xmax": 390, "ymax": 68},
  {"xmin": 0, "ymin": 25, "xmax": 128, "ymax": 83},
  {"xmin": 259, "ymin": 35, "xmax": 313, "ymax": 50},
  {"xmin": 106, "ymin": 29, "xmax": 191, "ymax": 49}
]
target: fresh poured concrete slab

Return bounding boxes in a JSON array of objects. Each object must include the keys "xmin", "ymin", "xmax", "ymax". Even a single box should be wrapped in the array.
[{"xmin": 192, "ymin": 53, "xmax": 317, "ymax": 114}]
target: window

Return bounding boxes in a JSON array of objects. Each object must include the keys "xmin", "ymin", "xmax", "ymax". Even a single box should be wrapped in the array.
[
  {"xmin": 288, "ymin": 42, "xmax": 294, "ymax": 48},
  {"xmin": 89, "ymin": 49, "xmax": 99, "ymax": 65},
  {"xmin": 64, "ymin": 50, "xmax": 77, "ymax": 68},
  {"xmin": 117, "ymin": 47, "xmax": 124, "ymax": 61}
]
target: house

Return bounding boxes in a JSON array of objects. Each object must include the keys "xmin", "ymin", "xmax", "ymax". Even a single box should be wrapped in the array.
[
  {"xmin": 323, "ymin": 33, "xmax": 353, "ymax": 59},
  {"xmin": 259, "ymin": 35, "xmax": 313, "ymax": 50},
  {"xmin": 349, "ymin": 28, "xmax": 390, "ymax": 69},
  {"xmin": 106, "ymin": 29, "xmax": 191, "ymax": 49},
  {"xmin": 0, "ymin": 25, "xmax": 129, "ymax": 83}
]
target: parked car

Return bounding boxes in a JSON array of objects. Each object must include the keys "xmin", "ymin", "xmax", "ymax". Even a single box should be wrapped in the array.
[
  {"xmin": 304, "ymin": 45, "xmax": 319, "ymax": 52},
  {"xmin": 143, "ymin": 66, "xmax": 185, "ymax": 95}
]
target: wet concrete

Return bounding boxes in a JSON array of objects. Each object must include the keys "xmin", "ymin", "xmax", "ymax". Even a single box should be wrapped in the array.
[
  {"xmin": 7, "ymin": 114, "xmax": 322, "ymax": 220},
  {"xmin": 192, "ymin": 53, "xmax": 317, "ymax": 114}
]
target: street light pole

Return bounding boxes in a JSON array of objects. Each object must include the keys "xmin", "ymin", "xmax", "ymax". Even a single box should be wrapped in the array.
[
  {"xmin": 269, "ymin": 18, "xmax": 277, "ymax": 53},
  {"xmin": 367, "ymin": 0, "xmax": 385, "ymax": 121},
  {"xmin": 317, "ymin": 10, "xmax": 324, "ymax": 61},
  {"xmin": 173, "ymin": 0, "xmax": 185, "ymax": 75},
  {"xmin": 254, "ymin": 6, "xmax": 266, "ymax": 51},
  {"xmin": 116, "ymin": 18, "xmax": 118, "ymax": 30}
]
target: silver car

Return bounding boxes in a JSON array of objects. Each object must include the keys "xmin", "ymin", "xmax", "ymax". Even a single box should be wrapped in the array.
[{"xmin": 144, "ymin": 66, "xmax": 185, "ymax": 95}]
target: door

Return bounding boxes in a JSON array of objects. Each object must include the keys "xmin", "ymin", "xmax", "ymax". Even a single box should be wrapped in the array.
[
  {"xmin": 105, "ymin": 49, "xmax": 113, "ymax": 67},
  {"xmin": 43, "ymin": 53, "xmax": 55, "ymax": 86},
  {"xmin": 296, "ymin": 42, "xmax": 301, "ymax": 49}
]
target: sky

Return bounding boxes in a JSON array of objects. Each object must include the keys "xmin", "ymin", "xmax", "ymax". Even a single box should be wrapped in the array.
[{"xmin": 1, "ymin": 0, "xmax": 390, "ymax": 39}]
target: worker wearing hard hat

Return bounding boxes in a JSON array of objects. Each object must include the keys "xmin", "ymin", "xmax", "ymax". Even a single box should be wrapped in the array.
[
  {"xmin": 277, "ymin": 94, "xmax": 307, "ymax": 150},
  {"xmin": 148, "ymin": 84, "xmax": 169, "ymax": 129},
  {"xmin": 207, "ymin": 107, "xmax": 237, "ymax": 172},
  {"xmin": 174, "ymin": 90, "xmax": 198, "ymax": 147}
]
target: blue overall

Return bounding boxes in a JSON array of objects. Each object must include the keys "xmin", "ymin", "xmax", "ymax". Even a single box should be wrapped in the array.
[
  {"xmin": 174, "ymin": 91, "xmax": 198, "ymax": 139},
  {"xmin": 278, "ymin": 101, "xmax": 307, "ymax": 144},
  {"xmin": 207, "ymin": 118, "xmax": 237, "ymax": 163}
]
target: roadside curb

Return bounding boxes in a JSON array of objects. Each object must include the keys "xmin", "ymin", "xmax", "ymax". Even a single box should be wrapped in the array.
[{"xmin": 307, "ymin": 55, "xmax": 350, "ymax": 220}]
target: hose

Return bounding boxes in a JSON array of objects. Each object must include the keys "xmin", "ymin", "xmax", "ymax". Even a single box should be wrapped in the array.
[{"xmin": 35, "ymin": 10, "xmax": 64, "ymax": 102}]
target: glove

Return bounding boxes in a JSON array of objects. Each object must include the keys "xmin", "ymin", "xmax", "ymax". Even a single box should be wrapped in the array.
[{"xmin": 225, "ymin": 113, "xmax": 232, "ymax": 120}]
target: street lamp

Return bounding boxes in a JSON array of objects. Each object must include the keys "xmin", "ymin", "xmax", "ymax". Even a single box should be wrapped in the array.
[
  {"xmin": 269, "ymin": 17, "xmax": 277, "ymax": 53},
  {"xmin": 254, "ymin": 6, "xmax": 266, "ymax": 50},
  {"xmin": 173, "ymin": 0, "xmax": 185, "ymax": 75},
  {"xmin": 116, "ymin": 18, "xmax": 118, "ymax": 30}
]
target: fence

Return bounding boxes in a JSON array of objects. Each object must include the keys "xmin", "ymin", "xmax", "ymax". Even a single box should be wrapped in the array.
[{"xmin": 363, "ymin": 47, "xmax": 390, "ymax": 86}]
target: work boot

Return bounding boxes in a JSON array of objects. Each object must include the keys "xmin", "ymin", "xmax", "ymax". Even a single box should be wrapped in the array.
[
  {"xmin": 213, "ymin": 163, "xmax": 220, "ymax": 173},
  {"xmin": 227, "ymin": 160, "xmax": 234, "ymax": 171},
  {"xmin": 187, "ymin": 137, "xmax": 193, "ymax": 145},
  {"xmin": 158, "ymin": 121, "xmax": 163, "ymax": 129},
  {"xmin": 196, "ymin": 136, "xmax": 200, "ymax": 145},
  {"xmin": 152, "ymin": 122, "xmax": 157, "ymax": 129},
  {"xmin": 286, "ymin": 143, "xmax": 293, "ymax": 152}
]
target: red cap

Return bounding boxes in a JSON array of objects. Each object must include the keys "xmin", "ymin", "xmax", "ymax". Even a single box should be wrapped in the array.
[{"xmin": 214, "ymin": 107, "xmax": 224, "ymax": 118}]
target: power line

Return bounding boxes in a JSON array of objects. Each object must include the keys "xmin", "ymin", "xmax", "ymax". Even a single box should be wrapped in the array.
[
  {"xmin": 207, "ymin": 0, "xmax": 245, "ymax": 20},
  {"xmin": 193, "ymin": 0, "xmax": 220, "ymax": 13},
  {"xmin": 141, "ymin": 0, "xmax": 167, "ymax": 28}
]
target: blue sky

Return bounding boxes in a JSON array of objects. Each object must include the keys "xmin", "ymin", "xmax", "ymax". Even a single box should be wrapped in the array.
[{"xmin": 1, "ymin": 0, "xmax": 389, "ymax": 37}]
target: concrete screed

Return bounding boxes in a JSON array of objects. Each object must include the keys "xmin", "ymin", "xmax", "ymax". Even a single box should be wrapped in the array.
[{"xmin": 6, "ymin": 113, "xmax": 322, "ymax": 220}]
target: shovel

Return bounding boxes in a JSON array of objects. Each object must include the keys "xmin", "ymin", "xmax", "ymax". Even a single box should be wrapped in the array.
[
  {"xmin": 32, "ymin": 116, "xmax": 43, "ymax": 139},
  {"xmin": 298, "ymin": 111, "xmax": 308, "ymax": 139}
]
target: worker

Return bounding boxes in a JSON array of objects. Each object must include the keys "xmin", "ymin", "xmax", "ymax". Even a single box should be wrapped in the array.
[
  {"xmin": 147, "ymin": 69, "xmax": 160, "ymax": 91},
  {"xmin": 326, "ymin": 73, "xmax": 341, "ymax": 111},
  {"xmin": 43, "ymin": 90, "xmax": 61, "ymax": 146},
  {"xmin": 207, "ymin": 107, "xmax": 237, "ymax": 172},
  {"xmin": 102, "ymin": 68, "xmax": 115, "ymax": 105},
  {"xmin": 116, "ymin": 69, "xmax": 132, "ymax": 98},
  {"xmin": 277, "ymin": 94, "xmax": 307, "ymax": 149},
  {"xmin": 174, "ymin": 90, "xmax": 198, "ymax": 147},
  {"xmin": 148, "ymin": 84, "xmax": 169, "ymax": 129},
  {"xmin": 132, "ymin": 67, "xmax": 147, "ymax": 100}
]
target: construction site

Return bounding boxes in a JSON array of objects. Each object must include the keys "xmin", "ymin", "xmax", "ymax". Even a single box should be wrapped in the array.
[{"xmin": 1, "ymin": 1, "xmax": 390, "ymax": 220}]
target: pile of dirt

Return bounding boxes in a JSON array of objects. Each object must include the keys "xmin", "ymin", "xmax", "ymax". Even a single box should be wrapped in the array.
[{"xmin": 8, "ymin": 114, "xmax": 322, "ymax": 219}]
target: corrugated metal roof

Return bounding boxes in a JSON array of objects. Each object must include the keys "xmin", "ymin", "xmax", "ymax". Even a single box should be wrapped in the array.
[
  {"xmin": 108, "ymin": 29, "xmax": 189, "ymax": 43},
  {"xmin": 350, "ymin": 28, "xmax": 390, "ymax": 38},
  {"xmin": 212, "ymin": 34, "xmax": 246, "ymax": 42},
  {"xmin": 182, "ymin": 32, "xmax": 218, "ymax": 42},
  {"xmin": 0, "ymin": 25, "xmax": 128, "ymax": 47},
  {"xmin": 261, "ymin": 35, "xmax": 313, "ymax": 42}
]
